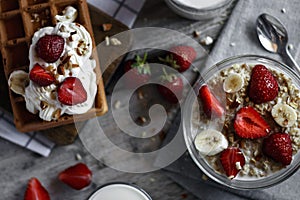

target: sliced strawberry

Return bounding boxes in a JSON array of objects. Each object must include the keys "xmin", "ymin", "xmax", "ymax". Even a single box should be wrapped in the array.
[
  {"xmin": 29, "ymin": 63, "xmax": 55, "ymax": 87},
  {"xmin": 160, "ymin": 46, "xmax": 197, "ymax": 72},
  {"xmin": 248, "ymin": 64, "xmax": 278, "ymax": 104},
  {"xmin": 36, "ymin": 35, "xmax": 65, "ymax": 63},
  {"xmin": 263, "ymin": 133, "xmax": 293, "ymax": 165},
  {"xmin": 198, "ymin": 85, "xmax": 224, "ymax": 118},
  {"xmin": 234, "ymin": 106, "xmax": 270, "ymax": 139},
  {"xmin": 58, "ymin": 163, "xmax": 92, "ymax": 190},
  {"xmin": 24, "ymin": 177, "xmax": 50, "ymax": 200},
  {"xmin": 124, "ymin": 53, "xmax": 151, "ymax": 88},
  {"xmin": 57, "ymin": 77, "xmax": 87, "ymax": 106},
  {"xmin": 220, "ymin": 147, "xmax": 245, "ymax": 179},
  {"xmin": 157, "ymin": 68, "xmax": 183, "ymax": 104}
]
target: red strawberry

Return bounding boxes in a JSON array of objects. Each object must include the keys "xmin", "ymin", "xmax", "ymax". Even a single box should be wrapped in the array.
[
  {"xmin": 24, "ymin": 178, "xmax": 50, "ymax": 200},
  {"xmin": 124, "ymin": 53, "xmax": 151, "ymax": 88},
  {"xmin": 157, "ymin": 68, "xmax": 183, "ymax": 104},
  {"xmin": 234, "ymin": 106, "xmax": 270, "ymax": 139},
  {"xmin": 29, "ymin": 63, "xmax": 55, "ymax": 86},
  {"xmin": 220, "ymin": 147, "xmax": 245, "ymax": 179},
  {"xmin": 248, "ymin": 64, "xmax": 278, "ymax": 104},
  {"xmin": 57, "ymin": 77, "xmax": 87, "ymax": 106},
  {"xmin": 36, "ymin": 35, "xmax": 65, "ymax": 63},
  {"xmin": 198, "ymin": 85, "xmax": 224, "ymax": 118},
  {"xmin": 160, "ymin": 46, "xmax": 196, "ymax": 72},
  {"xmin": 263, "ymin": 133, "xmax": 293, "ymax": 165},
  {"xmin": 58, "ymin": 163, "xmax": 92, "ymax": 190}
]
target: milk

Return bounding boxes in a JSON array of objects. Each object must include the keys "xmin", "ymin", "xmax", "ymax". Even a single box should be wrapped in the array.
[
  {"xmin": 89, "ymin": 184, "xmax": 151, "ymax": 200},
  {"xmin": 176, "ymin": 0, "xmax": 227, "ymax": 9}
]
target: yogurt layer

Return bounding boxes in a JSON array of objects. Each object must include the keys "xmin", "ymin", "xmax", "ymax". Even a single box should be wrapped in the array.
[{"xmin": 9, "ymin": 6, "xmax": 97, "ymax": 121}]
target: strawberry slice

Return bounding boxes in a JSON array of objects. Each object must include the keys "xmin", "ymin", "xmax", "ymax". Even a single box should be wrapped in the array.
[
  {"xmin": 24, "ymin": 178, "xmax": 50, "ymax": 200},
  {"xmin": 220, "ymin": 147, "xmax": 245, "ymax": 179},
  {"xmin": 36, "ymin": 35, "xmax": 65, "ymax": 63},
  {"xmin": 248, "ymin": 64, "xmax": 278, "ymax": 104},
  {"xmin": 29, "ymin": 63, "xmax": 55, "ymax": 87},
  {"xmin": 198, "ymin": 85, "xmax": 224, "ymax": 118},
  {"xmin": 263, "ymin": 133, "xmax": 293, "ymax": 165},
  {"xmin": 234, "ymin": 106, "xmax": 270, "ymax": 139},
  {"xmin": 57, "ymin": 77, "xmax": 87, "ymax": 106},
  {"xmin": 58, "ymin": 163, "xmax": 92, "ymax": 190}
]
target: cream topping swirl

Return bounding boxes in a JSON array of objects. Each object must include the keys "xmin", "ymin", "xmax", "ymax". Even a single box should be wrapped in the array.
[{"xmin": 10, "ymin": 6, "xmax": 97, "ymax": 121}]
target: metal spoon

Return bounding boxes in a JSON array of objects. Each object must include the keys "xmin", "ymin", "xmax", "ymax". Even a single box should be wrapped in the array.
[{"xmin": 256, "ymin": 13, "xmax": 300, "ymax": 74}]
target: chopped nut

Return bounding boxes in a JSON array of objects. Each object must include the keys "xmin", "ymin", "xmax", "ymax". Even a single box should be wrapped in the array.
[
  {"xmin": 57, "ymin": 64, "xmax": 65, "ymax": 75},
  {"xmin": 52, "ymin": 109, "xmax": 61, "ymax": 120},
  {"xmin": 102, "ymin": 23, "xmax": 113, "ymax": 31},
  {"xmin": 201, "ymin": 174, "xmax": 208, "ymax": 181},
  {"xmin": 138, "ymin": 90, "xmax": 144, "ymax": 100},
  {"xmin": 193, "ymin": 30, "xmax": 200, "ymax": 38},
  {"xmin": 40, "ymin": 101, "xmax": 48, "ymax": 110},
  {"xmin": 200, "ymin": 36, "xmax": 213, "ymax": 45}
]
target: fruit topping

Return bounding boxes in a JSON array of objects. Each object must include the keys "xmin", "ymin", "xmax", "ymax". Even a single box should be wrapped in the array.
[
  {"xmin": 248, "ymin": 64, "xmax": 278, "ymax": 104},
  {"xmin": 223, "ymin": 73, "xmax": 244, "ymax": 93},
  {"xmin": 194, "ymin": 129, "xmax": 228, "ymax": 156},
  {"xmin": 57, "ymin": 77, "xmax": 87, "ymax": 106},
  {"xmin": 58, "ymin": 163, "xmax": 92, "ymax": 190},
  {"xmin": 220, "ymin": 147, "xmax": 245, "ymax": 179},
  {"xmin": 157, "ymin": 68, "xmax": 183, "ymax": 104},
  {"xmin": 198, "ymin": 85, "xmax": 224, "ymax": 118},
  {"xmin": 234, "ymin": 106, "xmax": 271, "ymax": 139},
  {"xmin": 36, "ymin": 35, "xmax": 65, "ymax": 63},
  {"xmin": 29, "ymin": 63, "xmax": 55, "ymax": 87},
  {"xmin": 271, "ymin": 103, "xmax": 297, "ymax": 127},
  {"xmin": 159, "ymin": 45, "xmax": 197, "ymax": 72},
  {"xmin": 263, "ymin": 133, "xmax": 293, "ymax": 165},
  {"xmin": 124, "ymin": 53, "xmax": 151, "ymax": 88},
  {"xmin": 24, "ymin": 178, "xmax": 50, "ymax": 200}
]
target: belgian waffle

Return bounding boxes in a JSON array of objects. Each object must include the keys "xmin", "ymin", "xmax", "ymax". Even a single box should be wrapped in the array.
[{"xmin": 0, "ymin": 0, "xmax": 108, "ymax": 132}]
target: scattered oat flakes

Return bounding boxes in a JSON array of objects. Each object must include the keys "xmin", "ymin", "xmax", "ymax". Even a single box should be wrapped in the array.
[
  {"xmin": 75, "ymin": 153, "xmax": 82, "ymax": 161},
  {"xmin": 105, "ymin": 36, "xmax": 110, "ymax": 46},
  {"xmin": 230, "ymin": 42, "xmax": 236, "ymax": 47},
  {"xmin": 110, "ymin": 37, "xmax": 122, "ymax": 46},
  {"xmin": 114, "ymin": 100, "xmax": 121, "ymax": 109},
  {"xmin": 281, "ymin": 8, "xmax": 286, "ymax": 13},
  {"xmin": 200, "ymin": 36, "xmax": 213, "ymax": 46},
  {"xmin": 288, "ymin": 44, "xmax": 294, "ymax": 51},
  {"xmin": 193, "ymin": 30, "xmax": 200, "ymax": 38},
  {"xmin": 201, "ymin": 174, "xmax": 208, "ymax": 181}
]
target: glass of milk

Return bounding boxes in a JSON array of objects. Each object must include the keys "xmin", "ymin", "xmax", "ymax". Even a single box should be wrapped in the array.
[
  {"xmin": 165, "ymin": 0, "xmax": 234, "ymax": 20},
  {"xmin": 88, "ymin": 183, "xmax": 152, "ymax": 200}
]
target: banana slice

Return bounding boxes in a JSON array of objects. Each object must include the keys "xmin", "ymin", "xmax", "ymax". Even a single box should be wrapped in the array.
[
  {"xmin": 223, "ymin": 73, "xmax": 244, "ymax": 93},
  {"xmin": 8, "ymin": 70, "xmax": 29, "ymax": 96},
  {"xmin": 194, "ymin": 129, "xmax": 228, "ymax": 156},
  {"xmin": 271, "ymin": 103, "xmax": 297, "ymax": 127}
]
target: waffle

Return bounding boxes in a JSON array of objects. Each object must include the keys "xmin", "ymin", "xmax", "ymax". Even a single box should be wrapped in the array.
[{"xmin": 0, "ymin": 0, "xmax": 108, "ymax": 132}]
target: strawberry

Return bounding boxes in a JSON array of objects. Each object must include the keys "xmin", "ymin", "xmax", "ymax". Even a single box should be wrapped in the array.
[
  {"xmin": 24, "ymin": 178, "xmax": 50, "ymax": 200},
  {"xmin": 58, "ymin": 163, "xmax": 92, "ymax": 190},
  {"xmin": 57, "ymin": 77, "xmax": 87, "ymax": 106},
  {"xmin": 234, "ymin": 106, "xmax": 270, "ymax": 139},
  {"xmin": 159, "ymin": 46, "xmax": 196, "ymax": 72},
  {"xmin": 248, "ymin": 64, "xmax": 278, "ymax": 104},
  {"xmin": 198, "ymin": 85, "xmax": 224, "ymax": 118},
  {"xmin": 124, "ymin": 53, "xmax": 151, "ymax": 88},
  {"xmin": 263, "ymin": 133, "xmax": 293, "ymax": 165},
  {"xmin": 29, "ymin": 63, "xmax": 55, "ymax": 86},
  {"xmin": 157, "ymin": 68, "xmax": 183, "ymax": 104},
  {"xmin": 36, "ymin": 35, "xmax": 65, "ymax": 63},
  {"xmin": 220, "ymin": 147, "xmax": 245, "ymax": 179}
]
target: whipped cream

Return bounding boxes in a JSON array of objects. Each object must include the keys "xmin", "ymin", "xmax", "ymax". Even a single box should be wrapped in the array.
[{"xmin": 9, "ymin": 6, "xmax": 97, "ymax": 121}]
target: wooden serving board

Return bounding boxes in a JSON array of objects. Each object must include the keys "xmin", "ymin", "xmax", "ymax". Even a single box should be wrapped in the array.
[{"xmin": 0, "ymin": 5, "xmax": 129, "ymax": 145}]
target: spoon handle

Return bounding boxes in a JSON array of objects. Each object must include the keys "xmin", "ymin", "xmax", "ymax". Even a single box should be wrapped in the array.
[{"xmin": 283, "ymin": 47, "xmax": 300, "ymax": 74}]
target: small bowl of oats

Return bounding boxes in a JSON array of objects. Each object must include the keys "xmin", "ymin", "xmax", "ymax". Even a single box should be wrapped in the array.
[{"xmin": 183, "ymin": 55, "xmax": 300, "ymax": 189}]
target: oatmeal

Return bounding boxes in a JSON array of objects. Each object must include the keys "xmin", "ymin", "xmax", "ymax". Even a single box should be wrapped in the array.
[{"xmin": 193, "ymin": 63, "xmax": 300, "ymax": 179}]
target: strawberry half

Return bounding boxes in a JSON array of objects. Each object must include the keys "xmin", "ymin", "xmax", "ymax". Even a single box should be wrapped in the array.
[
  {"xmin": 248, "ymin": 64, "xmax": 278, "ymax": 104},
  {"xmin": 157, "ymin": 68, "xmax": 183, "ymax": 104},
  {"xmin": 36, "ymin": 35, "xmax": 65, "ymax": 63},
  {"xmin": 58, "ymin": 163, "xmax": 92, "ymax": 190},
  {"xmin": 234, "ymin": 106, "xmax": 270, "ymax": 139},
  {"xmin": 220, "ymin": 147, "xmax": 245, "ymax": 179},
  {"xmin": 24, "ymin": 178, "xmax": 50, "ymax": 200},
  {"xmin": 263, "ymin": 133, "xmax": 293, "ymax": 165},
  {"xmin": 57, "ymin": 77, "xmax": 87, "ymax": 106},
  {"xmin": 198, "ymin": 85, "xmax": 224, "ymax": 118},
  {"xmin": 160, "ymin": 46, "xmax": 197, "ymax": 72},
  {"xmin": 29, "ymin": 63, "xmax": 55, "ymax": 87}
]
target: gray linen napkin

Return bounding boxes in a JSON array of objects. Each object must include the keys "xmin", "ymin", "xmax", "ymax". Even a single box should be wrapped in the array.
[{"xmin": 162, "ymin": 0, "xmax": 300, "ymax": 199}]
